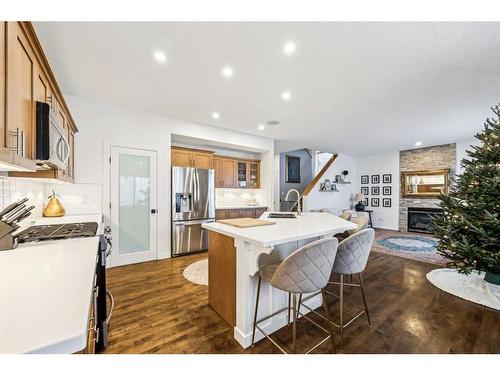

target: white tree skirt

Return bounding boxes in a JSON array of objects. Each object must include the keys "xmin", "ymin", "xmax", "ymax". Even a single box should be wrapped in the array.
[
  {"xmin": 183, "ymin": 259, "xmax": 208, "ymax": 286},
  {"xmin": 426, "ymin": 269, "xmax": 500, "ymax": 310}
]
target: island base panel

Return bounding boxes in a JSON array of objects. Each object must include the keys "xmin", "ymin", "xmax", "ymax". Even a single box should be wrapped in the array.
[{"xmin": 208, "ymin": 231, "xmax": 236, "ymax": 327}]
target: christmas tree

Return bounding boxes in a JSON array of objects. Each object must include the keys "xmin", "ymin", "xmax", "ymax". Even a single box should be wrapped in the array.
[{"xmin": 433, "ymin": 104, "xmax": 500, "ymax": 277}]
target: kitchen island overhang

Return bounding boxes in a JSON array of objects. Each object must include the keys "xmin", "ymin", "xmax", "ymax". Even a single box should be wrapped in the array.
[{"xmin": 202, "ymin": 212, "xmax": 356, "ymax": 349}]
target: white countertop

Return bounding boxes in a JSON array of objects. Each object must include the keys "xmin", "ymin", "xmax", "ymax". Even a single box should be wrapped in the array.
[
  {"xmin": 202, "ymin": 211, "xmax": 356, "ymax": 247},
  {"xmin": 0, "ymin": 214, "xmax": 103, "ymax": 354}
]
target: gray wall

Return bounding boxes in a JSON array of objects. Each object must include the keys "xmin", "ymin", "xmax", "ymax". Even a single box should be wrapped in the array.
[{"xmin": 279, "ymin": 149, "xmax": 313, "ymax": 201}]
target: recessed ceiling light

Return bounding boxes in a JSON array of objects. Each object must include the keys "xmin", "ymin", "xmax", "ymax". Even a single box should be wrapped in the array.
[
  {"xmin": 283, "ymin": 41, "xmax": 296, "ymax": 55},
  {"xmin": 212, "ymin": 112, "xmax": 220, "ymax": 120},
  {"xmin": 153, "ymin": 50, "xmax": 167, "ymax": 62},
  {"xmin": 281, "ymin": 91, "xmax": 291, "ymax": 101},
  {"xmin": 415, "ymin": 141, "xmax": 422, "ymax": 146},
  {"xmin": 222, "ymin": 66, "xmax": 233, "ymax": 78},
  {"xmin": 258, "ymin": 124, "xmax": 265, "ymax": 130}
]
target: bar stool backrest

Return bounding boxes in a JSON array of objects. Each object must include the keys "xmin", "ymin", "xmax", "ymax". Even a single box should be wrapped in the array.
[
  {"xmin": 271, "ymin": 237, "xmax": 339, "ymax": 294},
  {"xmin": 333, "ymin": 228, "xmax": 375, "ymax": 275}
]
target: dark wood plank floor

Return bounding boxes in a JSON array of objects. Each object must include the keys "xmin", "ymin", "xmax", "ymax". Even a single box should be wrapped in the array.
[{"xmin": 104, "ymin": 251, "xmax": 499, "ymax": 354}]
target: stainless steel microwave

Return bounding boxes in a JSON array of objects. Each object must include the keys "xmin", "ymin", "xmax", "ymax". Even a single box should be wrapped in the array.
[{"xmin": 35, "ymin": 101, "xmax": 70, "ymax": 170}]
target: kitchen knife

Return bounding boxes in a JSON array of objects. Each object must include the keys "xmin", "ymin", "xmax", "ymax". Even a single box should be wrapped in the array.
[
  {"xmin": 7, "ymin": 206, "xmax": 35, "ymax": 225},
  {"xmin": 12, "ymin": 211, "xmax": 32, "ymax": 225},
  {"xmin": 2, "ymin": 204, "xmax": 26, "ymax": 222},
  {"xmin": 0, "ymin": 198, "xmax": 29, "ymax": 218}
]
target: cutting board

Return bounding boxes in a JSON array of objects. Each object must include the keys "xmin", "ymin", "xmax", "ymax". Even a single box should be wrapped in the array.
[{"xmin": 218, "ymin": 218, "xmax": 276, "ymax": 228}]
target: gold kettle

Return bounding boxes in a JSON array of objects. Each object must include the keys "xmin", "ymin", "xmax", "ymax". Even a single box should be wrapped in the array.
[{"xmin": 43, "ymin": 190, "xmax": 65, "ymax": 217}]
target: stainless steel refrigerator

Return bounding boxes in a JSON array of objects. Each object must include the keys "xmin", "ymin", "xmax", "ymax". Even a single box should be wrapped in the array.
[{"xmin": 171, "ymin": 166, "xmax": 215, "ymax": 257}]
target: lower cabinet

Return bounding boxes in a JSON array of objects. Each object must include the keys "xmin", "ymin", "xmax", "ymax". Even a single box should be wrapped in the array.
[{"xmin": 215, "ymin": 207, "xmax": 267, "ymax": 220}]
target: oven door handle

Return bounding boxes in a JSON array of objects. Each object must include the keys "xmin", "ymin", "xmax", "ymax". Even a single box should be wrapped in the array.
[
  {"xmin": 105, "ymin": 238, "xmax": 113, "ymax": 258},
  {"xmin": 105, "ymin": 289, "xmax": 114, "ymax": 325}
]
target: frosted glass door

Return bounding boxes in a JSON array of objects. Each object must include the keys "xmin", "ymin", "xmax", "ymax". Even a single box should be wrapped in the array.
[{"xmin": 109, "ymin": 146, "xmax": 157, "ymax": 267}]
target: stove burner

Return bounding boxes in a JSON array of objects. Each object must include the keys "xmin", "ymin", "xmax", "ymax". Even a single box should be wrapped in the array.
[{"xmin": 18, "ymin": 222, "xmax": 99, "ymax": 243}]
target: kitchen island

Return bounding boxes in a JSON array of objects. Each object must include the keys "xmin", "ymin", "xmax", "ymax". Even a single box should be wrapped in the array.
[{"xmin": 202, "ymin": 211, "xmax": 356, "ymax": 348}]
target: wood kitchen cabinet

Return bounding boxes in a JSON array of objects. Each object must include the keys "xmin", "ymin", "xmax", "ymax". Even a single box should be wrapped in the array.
[
  {"xmin": 214, "ymin": 156, "xmax": 237, "ymax": 188},
  {"xmin": 214, "ymin": 156, "xmax": 260, "ymax": 189},
  {"xmin": 4, "ymin": 22, "xmax": 78, "ymax": 179},
  {"xmin": 171, "ymin": 147, "xmax": 214, "ymax": 169},
  {"xmin": 6, "ymin": 21, "xmax": 36, "ymax": 161},
  {"xmin": 215, "ymin": 207, "xmax": 268, "ymax": 220}
]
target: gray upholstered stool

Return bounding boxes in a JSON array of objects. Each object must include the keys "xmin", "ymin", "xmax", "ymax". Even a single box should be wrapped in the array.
[
  {"xmin": 251, "ymin": 237, "xmax": 339, "ymax": 354},
  {"xmin": 326, "ymin": 228, "xmax": 375, "ymax": 350}
]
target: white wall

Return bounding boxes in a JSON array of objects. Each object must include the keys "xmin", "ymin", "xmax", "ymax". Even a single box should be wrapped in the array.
[
  {"xmin": 304, "ymin": 154, "xmax": 357, "ymax": 213},
  {"xmin": 355, "ymin": 152, "xmax": 400, "ymax": 230},
  {"xmin": 67, "ymin": 95, "xmax": 274, "ymax": 260},
  {"xmin": 456, "ymin": 138, "xmax": 481, "ymax": 175}
]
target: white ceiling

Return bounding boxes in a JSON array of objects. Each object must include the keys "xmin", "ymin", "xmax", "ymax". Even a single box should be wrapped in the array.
[{"xmin": 33, "ymin": 22, "xmax": 500, "ymax": 155}]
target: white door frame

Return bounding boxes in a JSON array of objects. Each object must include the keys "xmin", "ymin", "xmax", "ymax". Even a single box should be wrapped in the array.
[{"xmin": 103, "ymin": 140, "xmax": 159, "ymax": 267}]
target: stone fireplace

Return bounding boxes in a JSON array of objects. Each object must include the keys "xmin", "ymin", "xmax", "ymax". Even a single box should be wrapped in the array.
[{"xmin": 399, "ymin": 144, "xmax": 455, "ymax": 231}]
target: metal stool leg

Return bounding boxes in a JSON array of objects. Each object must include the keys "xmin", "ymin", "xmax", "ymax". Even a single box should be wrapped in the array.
[
  {"xmin": 251, "ymin": 276, "xmax": 262, "ymax": 346},
  {"xmin": 297, "ymin": 294, "xmax": 302, "ymax": 320},
  {"xmin": 339, "ymin": 274, "xmax": 344, "ymax": 350},
  {"xmin": 287, "ymin": 292, "xmax": 291, "ymax": 325},
  {"xmin": 292, "ymin": 293, "xmax": 298, "ymax": 353},
  {"xmin": 358, "ymin": 273, "xmax": 371, "ymax": 325},
  {"xmin": 321, "ymin": 289, "xmax": 337, "ymax": 353}
]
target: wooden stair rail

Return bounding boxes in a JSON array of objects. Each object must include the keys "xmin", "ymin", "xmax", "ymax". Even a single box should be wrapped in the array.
[{"xmin": 302, "ymin": 154, "xmax": 338, "ymax": 196}]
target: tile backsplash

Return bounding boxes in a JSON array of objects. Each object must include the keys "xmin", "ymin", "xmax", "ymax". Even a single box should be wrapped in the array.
[
  {"xmin": 215, "ymin": 188, "xmax": 268, "ymax": 208},
  {"xmin": 0, "ymin": 178, "xmax": 102, "ymax": 219}
]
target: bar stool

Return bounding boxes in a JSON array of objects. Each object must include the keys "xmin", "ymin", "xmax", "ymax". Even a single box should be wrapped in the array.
[
  {"xmin": 326, "ymin": 228, "xmax": 375, "ymax": 350},
  {"xmin": 251, "ymin": 237, "xmax": 339, "ymax": 354}
]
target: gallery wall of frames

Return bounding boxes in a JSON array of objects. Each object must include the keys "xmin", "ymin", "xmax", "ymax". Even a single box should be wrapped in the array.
[{"xmin": 360, "ymin": 173, "xmax": 393, "ymax": 208}]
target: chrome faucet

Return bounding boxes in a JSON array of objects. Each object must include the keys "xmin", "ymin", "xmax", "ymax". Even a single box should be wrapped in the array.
[{"xmin": 285, "ymin": 189, "xmax": 302, "ymax": 216}]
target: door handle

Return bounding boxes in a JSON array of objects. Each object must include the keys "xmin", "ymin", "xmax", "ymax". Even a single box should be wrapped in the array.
[{"xmin": 151, "ymin": 209, "xmax": 157, "ymax": 214}]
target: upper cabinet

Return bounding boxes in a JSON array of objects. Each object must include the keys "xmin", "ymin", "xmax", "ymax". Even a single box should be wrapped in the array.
[
  {"xmin": 1, "ymin": 22, "xmax": 78, "ymax": 180},
  {"xmin": 171, "ymin": 147, "xmax": 260, "ymax": 189},
  {"xmin": 214, "ymin": 156, "xmax": 260, "ymax": 189},
  {"xmin": 171, "ymin": 147, "xmax": 214, "ymax": 169}
]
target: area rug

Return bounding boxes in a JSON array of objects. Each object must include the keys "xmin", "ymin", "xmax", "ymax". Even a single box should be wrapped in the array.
[
  {"xmin": 427, "ymin": 269, "xmax": 500, "ymax": 310},
  {"xmin": 183, "ymin": 259, "xmax": 208, "ymax": 286},
  {"xmin": 373, "ymin": 231, "xmax": 446, "ymax": 265}
]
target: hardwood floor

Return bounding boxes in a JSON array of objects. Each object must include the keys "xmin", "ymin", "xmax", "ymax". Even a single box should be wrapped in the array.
[{"xmin": 104, "ymin": 251, "xmax": 499, "ymax": 354}]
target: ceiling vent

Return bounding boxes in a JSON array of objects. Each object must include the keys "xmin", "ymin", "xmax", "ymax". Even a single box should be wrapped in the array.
[{"xmin": 266, "ymin": 120, "xmax": 280, "ymax": 126}]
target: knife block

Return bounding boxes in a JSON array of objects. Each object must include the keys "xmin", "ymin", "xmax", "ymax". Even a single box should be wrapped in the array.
[{"xmin": 0, "ymin": 221, "xmax": 18, "ymax": 251}]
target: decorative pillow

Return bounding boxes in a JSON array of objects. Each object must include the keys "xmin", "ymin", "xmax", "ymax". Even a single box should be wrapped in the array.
[
  {"xmin": 347, "ymin": 216, "xmax": 369, "ymax": 236},
  {"xmin": 339, "ymin": 212, "xmax": 352, "ymax": 221}
]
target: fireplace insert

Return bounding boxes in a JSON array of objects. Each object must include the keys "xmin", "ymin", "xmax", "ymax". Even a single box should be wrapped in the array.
[{"xmin": 407, "ymin": 207, "xmax": 443, "ymax": 234}]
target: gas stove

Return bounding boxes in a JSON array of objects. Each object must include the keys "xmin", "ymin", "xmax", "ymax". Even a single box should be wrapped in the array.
[{"xmin": 18, "ymin": 222, "xmax": 99, "ymax": 243}]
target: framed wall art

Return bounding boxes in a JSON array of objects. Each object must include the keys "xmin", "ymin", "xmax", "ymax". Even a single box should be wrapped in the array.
[
  {"xmin": 371, "ymin": 174, "xmax": 380, "ymax": 184},
  {"xmin": 371, "ymin": 198, "xmax": 380, "ymax": 207},
  {"xmin": 361, "ymin": 186, "xmax": 369, "ymax": 195},
  {"xmin": 383, "ymin": 198, "xmax": 392, "ymax": 207},
  {"xmin": 371, "ymin": 186, "xmax": 380, "ymax": 195},
  {"xmin": 361, "ymin": 175, "xmax": 369, "ymax": 184},
  {"xmin": 383, "ymin": 186, "xmax": 392, "ymax": 195},
  {"xmin": 285, "ymin": 155, "xmax": 301, "ymax": 183},
  {"xmin": 383, "ymin": 174, "xmax": 392, "ymax": 183}
]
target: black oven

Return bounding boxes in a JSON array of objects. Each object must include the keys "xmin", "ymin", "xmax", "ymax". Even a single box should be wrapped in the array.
[{"xmin": 96, "ymin": 229, "xmax": 113, "ymax": 352}]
